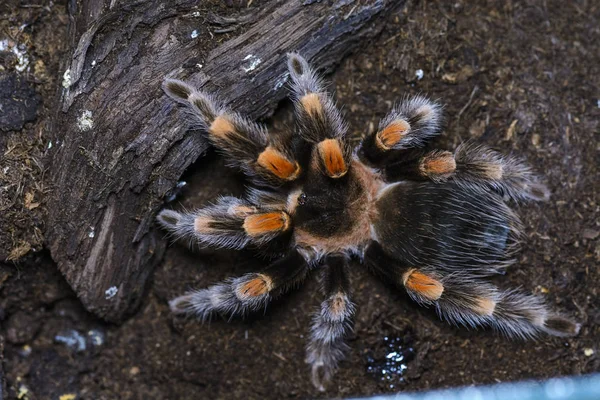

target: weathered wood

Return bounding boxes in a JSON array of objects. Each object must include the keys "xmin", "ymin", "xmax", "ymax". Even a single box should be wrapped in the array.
[{"xmin": 47, "ymin": 0, "xmax": 404, "ymax": 322}]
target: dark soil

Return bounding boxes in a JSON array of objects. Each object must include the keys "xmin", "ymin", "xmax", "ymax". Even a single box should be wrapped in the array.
[{"xmin": 1, "ymin": 1, "xmax": 599, "ymax": 399}]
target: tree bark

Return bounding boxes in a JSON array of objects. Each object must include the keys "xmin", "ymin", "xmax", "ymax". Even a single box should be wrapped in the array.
[{"xmin": 46, "ymin": 0, "xmax": 404, "ymax": 322}]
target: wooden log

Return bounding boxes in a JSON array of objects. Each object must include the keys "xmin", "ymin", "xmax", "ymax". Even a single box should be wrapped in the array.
[{"xmin": 46, "ymin": 0, "xmax": 404, "ymax": 322}]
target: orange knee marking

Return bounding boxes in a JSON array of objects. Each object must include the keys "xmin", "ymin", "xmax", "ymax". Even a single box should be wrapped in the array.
[
  {"xmin": 376, "ymin": 120, "xmax": 411, "ymax": 149},
  {"xmin": 330, "ymin": 293, "xmax": 347, "ymax": 317},
  {"xmin": 300, "ymin": 93, "xmax": 323, "ymax": 117},
  {"xmin": 243, "ymin": 212, "xmax": 290, "ymax": 236},
  {"xmin": 480, "ymin": 164, "xmax": 504, "ymax": 180},
  {"xmin": 472, "ymin": 297, "xmax": 496, "ymax": 316},
  {"xmin": 194, "ymin": 216, "xmax": 214, "ymax": 234},
  {"xmin": 257, "ymin": 146, "xmax": 301, "ymax": 180},
  {"xmin": 421, "ymin": 151, "xmax": 456, "ymax": 176},
  {"xmin": 415, "ymin": 104, "xmax": 436, "ymax": 120},
  {"xmin": 230, "ymin": 205, "xmax": 258, "ymax": 217},
  {"xmin": 317, "ymin": 139, "xmax": 348, "ymax": 178},
  {"xmin": 402, "ymin": 269, "xmax": 444, "ymax": 301},
  {"xmin": 237, "ymin": 274, "xmax": 273, "ymax": 298},
  {"xmin": 209, "ymin": 115, "xmax": 235, "ymax": 139}
]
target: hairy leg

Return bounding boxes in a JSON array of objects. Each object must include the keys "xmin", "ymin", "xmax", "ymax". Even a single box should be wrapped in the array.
[
  {"xmin": 306, "ymin": 255, "xmax": 355, "ymax": 391},
  {"xmin": 382, "ymin": 142, "xmax": 550, "ymax": 202},
  {"xmin": 163, "ymin": 79, "xmax": 301, "ymax": 186},
  {"xmin": 364, "ymin": 242, "xmax": 579, "ymax": 338},
  {"xmin": 170, "ymin": 249, "xmax": 310, "ymax": 320},
  {"xmin": 357, "ymin": 95, "xmax": 442, "ymax": 167},
  {"xmin": 452, "ymin": 142, "xmax": 550, "ymax": 201},
  {"xmin": 157, "ymin": 196, "xmax": 292, "ymax": 250},
  {"xmin": 287, "ymin": 53, "xmax": 351, "ymax": 179},
  {"xmin": 383, "ymin": 149, "xmax": 457, "ymax": 182}
]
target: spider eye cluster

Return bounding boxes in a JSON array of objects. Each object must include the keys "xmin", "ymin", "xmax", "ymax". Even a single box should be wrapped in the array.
[{"xmin": 298, "ymin": 193, "xmax": 307, "ymax": 206}]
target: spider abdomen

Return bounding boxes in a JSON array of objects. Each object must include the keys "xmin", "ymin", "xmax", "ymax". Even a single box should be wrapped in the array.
[{"xmin": 373, "ymin": 181, "xmax": 522, "ymax": 276}]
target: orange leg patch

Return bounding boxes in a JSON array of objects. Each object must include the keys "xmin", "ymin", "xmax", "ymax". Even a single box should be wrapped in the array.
[
  {"xmin": 376, "ymin": 120, "xmax": 411, "ymax": 150},
  {"xmin": 402, "ymin": 269, "xmax": 444, "ymax": 301},
  {"xmin": 479, "ymin": 163, "xmax": 504, "ymax": 180},
  {"xmin": 194, "ymin": 215, "xmax": 214, "ymax": 234},
  {"xmin": 471, "ymin": 297, "xmax": 496, "ymax": 316},
  {"xmin": 243, "ymin": 212, "xmax": 290, "ymax": 237},
  {"xmin": 230, "ymin": 205, "xmax": 258, "ymax": 217},
  {"xmin": 329, "ymin": 293, "xmax": 347, "ymax": 319},
  {"xmin": 237, "ymin": 274, "xmax": 273, "ymax": 299},
  {"xmin": 257, "ymin": 146, "xmax": 301, "ymax": 180},
  {"xmin": 420, "ymin": 151, "xmax": 456, "ymax": 177},
  {"xmin": 300, "ymin": 93, "xmax": 324, "ymax": 118},
  {"xmin": 415, "ymin": 104, "xmax": 436, "ymax": 120},
  {"xmin": 317, "ymin": 139, "xmax": 348, "ymax": 178},
  {"xmin": 209, "ymin": 115, "xmax": 235, "ymax": 139}
]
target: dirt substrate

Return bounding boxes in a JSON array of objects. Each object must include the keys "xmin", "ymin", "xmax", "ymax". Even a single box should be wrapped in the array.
[{"xmin": 1, "ymin": 1, "xmax": 599, "ymax": 399}]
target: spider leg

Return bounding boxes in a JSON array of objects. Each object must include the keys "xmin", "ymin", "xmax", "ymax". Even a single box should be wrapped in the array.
[
  {"xmin": 163, "ymin": 79, "xmax": 301, "ymax": 186},
  {"xmin": 169, "ymin": 249, "xmax": 309, "ymax": 319},
  {"xmin": 306, "ymin": 255, "xmax": 355, "ymax": 391},
  {"xmin": 431, "ymin": 276, "xmax": 580, "ymax": 338},
  {"xmin": 382, "ymin": 149, "xmax": 457, "ymax": 183},
  {"xmin": 363, "ymin": 242, "xmax": 579, "ymax": 339},
  {"xmin": 382, "ymin": 143, "xmax": 550, "ymax": 198},
  {"xmin": 156, "ymin": 196, "xmax": 292, "ymax": 250},
  {"xmin": 451, "ymin": 142, "xmax": 550, "ymax": 201},
  {"xmin": 357, "ymin": 95, "xmax": 442, "ymax": 167},
  {"xmin": 287, "ymin": 53, "xmax": 350, "ymax": 179}
]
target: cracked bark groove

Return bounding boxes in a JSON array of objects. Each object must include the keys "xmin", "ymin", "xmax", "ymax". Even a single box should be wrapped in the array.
[{"xmin": 46, "ymin": 0, "xmax": 404, "ymax": 322}]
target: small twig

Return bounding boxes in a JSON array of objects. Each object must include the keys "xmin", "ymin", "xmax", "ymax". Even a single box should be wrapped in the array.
[
  {"xmin": 436, "ymin": 1, "xmax": 456, "ymax": 24},
  {"xmin": 384, "ymin": 32, "xmax": 403, "ymax": 45},
  {"xmin": 456, "ymin": 85, "xmax": 479, "ymax": 123},
  {"xmin": 383, "ymin": 320, "xmax": 404, "ymax": 332},
  {"xmin": 213, "ymin": 27, "xmax": 237, "ymax": 34},
  {"xmin": 344, "ymin": 5, "xmax": 358, "ymax": 20}
]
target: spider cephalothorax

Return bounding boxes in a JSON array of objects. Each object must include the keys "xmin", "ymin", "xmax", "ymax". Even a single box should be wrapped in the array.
[{"xmin": 157, "ymin": 54, "xmax": 579, "ymax": 390}]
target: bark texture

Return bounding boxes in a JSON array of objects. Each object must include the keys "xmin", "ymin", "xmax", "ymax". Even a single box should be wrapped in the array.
[{"xmin": 47, "ymin": 0, "xmax": 404, "ymax": 322}]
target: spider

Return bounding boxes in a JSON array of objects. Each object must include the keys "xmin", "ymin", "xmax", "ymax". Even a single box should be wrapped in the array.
[{"xmin": 157, "ymin": 54, "xmax": 579, "ymax": 390}]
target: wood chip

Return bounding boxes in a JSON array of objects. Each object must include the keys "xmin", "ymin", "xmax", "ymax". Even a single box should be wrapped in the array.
[
  {"xmin": 441, "ymin": 66, "xmax": 475, "ymax": 84},
  {"xmin": 24, "ymin": 192, "xmax": 40, "ymax": 210},
  {"xmin": 505, "ymin": 119, "xmax": 518, "ymax": 141},
  {"xmin": 7, "ymin": 242, "xmax": 31, "ymax": 261}
]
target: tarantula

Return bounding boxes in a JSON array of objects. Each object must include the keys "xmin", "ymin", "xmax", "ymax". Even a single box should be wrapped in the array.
[{"xmin": 157, "ymin": 54, "xmax": 579, "ymax": 390}]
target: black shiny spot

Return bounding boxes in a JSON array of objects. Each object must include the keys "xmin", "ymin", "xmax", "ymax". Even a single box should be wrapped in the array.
[{"xmin": 298, "ymin": 193, "xmax": 307, "ymax": 206}]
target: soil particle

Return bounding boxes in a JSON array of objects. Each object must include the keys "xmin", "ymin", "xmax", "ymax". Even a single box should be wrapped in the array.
[
  {"xmin": 582, "ymin": 229, "xmax": 599, "ymax": 241},
  {"xmin": 5, "ymin": 311, "xmax": 41, "ymax": 345},
  {"xmin": 0, "ymin": 73, "xmax": 40, "ymax": 132}
]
